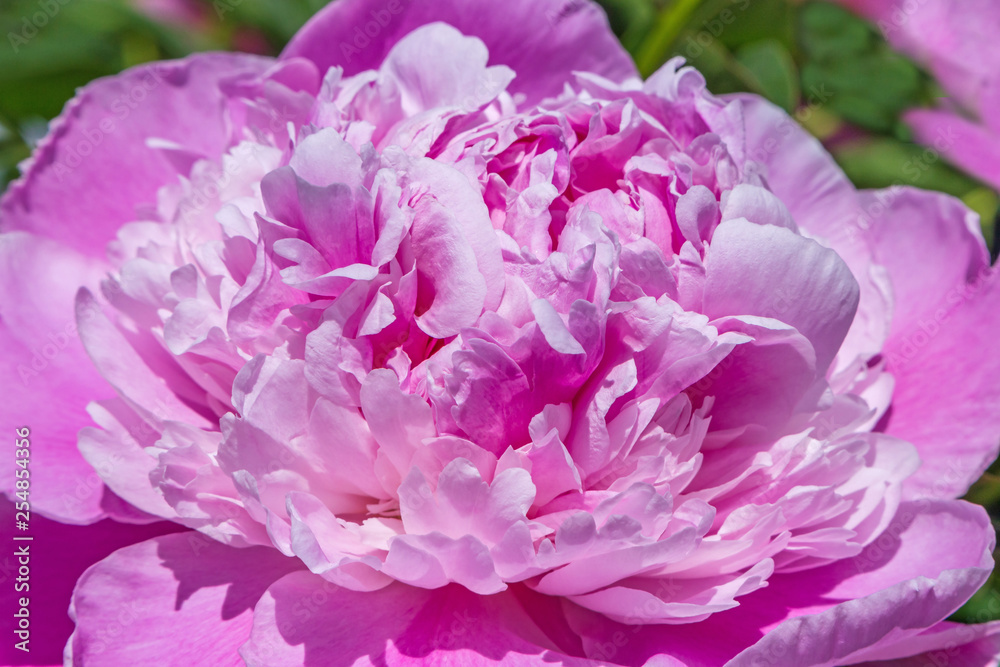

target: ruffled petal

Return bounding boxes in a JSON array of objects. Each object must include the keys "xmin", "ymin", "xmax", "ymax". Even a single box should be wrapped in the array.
[{"xmin": 563, "ymin": 499, "xmax": 993, "ymax": 665}]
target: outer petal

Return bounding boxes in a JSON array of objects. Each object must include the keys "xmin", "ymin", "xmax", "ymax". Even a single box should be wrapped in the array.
[
  {"xmin": 865, "ymin": 188, "xmax": 1000, "ymax": 499},
  {"xmin": 281, "ymin": 0, "xmax": 637, "ymax": 105},
  {"xmin": 863, "ymin": 188, "xmax": 990, "ymax": 345},
  {"xmin": 728, "ymin": 500, "xmax": 995, "ymax": 666},
  {"xmin": 563, "ymin": 500, "xmax": 994, "ymax": 666},
  {"xmin": 729, "ymin": 94, "xmax": 892, "ymax": 369},
  {"xmin": 0, "ymin": 53, "xmax": 272, "ymax": 259},
  {"xmin": 68, "ymin": 533, "xmax": 301, "ymax": 666},
  {"xmin": 0, "ymin": 234, "xmax": 114, "ymax": 523},
  {"xmin": 240, "ymin": 572, "xmax": 598, "ymax": 666},
  {"xmin": 730, "ymin": 95, "xmax": 858, "ymax": 245},
  {"xmin": 855, "ymin": 621, "xmax": 1000, "ymax": 666},
  {"xmin": 905, "ymin": 109, "xmax": 1000, "ymax": 192},
  {"xmin": 0, "ymin": 498, "xmax": 181, "ymax": 666}
]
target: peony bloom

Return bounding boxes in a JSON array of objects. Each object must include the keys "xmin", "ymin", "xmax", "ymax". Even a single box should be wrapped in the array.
[
  {"xmin": 835, "ymin": 0, "xmax": 1000, "ymax": 191},
  {"xmin": 3, "ymin": 0, "xmax": 1000, "ymax": 664}
]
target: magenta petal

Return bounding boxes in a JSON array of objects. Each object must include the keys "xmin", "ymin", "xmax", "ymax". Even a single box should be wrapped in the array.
[
  {"xmin": 0, "ymin": 498, "xmax": 180, "ymax": 666},
  {"xmin": 4, "ymin": 7, "xmax": 999, "ymax": 663},
  {"xmin": 864, "ymin": 187, "xmax": 990, "ymax": 345},
  {"xmin": 564, "ymin": 500, "xmax": 993, "ymax": 666},
  {"xmin": 0, "ymin": 54, "xmax": 272, "ymax": 258},
  {"xmin": 731, "ymin": 95, "xmax": 892, "ymax": 368},
  {"xmin": 906, "ymin": 109, "xmax": 1000, "ymax": 192},
  {"xmin": 282, "ymin": 0, "xmax": 636, "ymax": 105},
  {"xmin": 882, "ymin": 266, "xmax": 1000, "ymax": 499},
  {"xmin": 68, "ymin": 532, "xmax": 301, "ymax": 666},
  {"xmin": 853, "ymin": 621, "xmax": 1000, "ymax": 666},
  {"xmin": 699, "ymin": 316, "xmax": 818, "ymax": 433},
  {"xmin": 241, "ymin": 572, "xmax": 596, "ymax": 665},
  {"xmin": 732, "ymin": 95, "xmax": 857, "ymax": 244}
]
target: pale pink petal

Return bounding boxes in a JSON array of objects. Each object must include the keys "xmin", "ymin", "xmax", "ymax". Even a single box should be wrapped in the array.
[
  {"xmin": 864, "ymin": 188, "xmax": 1000, "ymax": 498},
  {"xmin": 703, "ymin": 218, "xmax": 860, "ymax": 373}
]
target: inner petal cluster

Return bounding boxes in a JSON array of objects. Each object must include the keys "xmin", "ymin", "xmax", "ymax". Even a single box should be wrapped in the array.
[{"xmin": 76, "ymin": 23, "xmax": 917, "ymax": 625}]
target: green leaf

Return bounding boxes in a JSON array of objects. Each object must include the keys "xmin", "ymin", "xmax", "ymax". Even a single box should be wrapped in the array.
[
  {"xmin": 833, "ymin": 136, "xmax": 986, "ymax": 198},
  {"xmin": 799, "ymin": 1, "xmax": 872, "ymax": 60},
  {"xmin": 713, "ymin": 0, "xmax": 794, "ymax": 52},
  {"xmin": 635, "ymin": 0, "xmax": 703, "ymax": 77},
  {"xmin": 598, "ymin": 0, "xmax": 657, "ymax": 55},
  {"xmin": 962, "ymin": 188, "xmax": 1000, "ymax": 249},
  {"xmin": 798, "ymin": 1, "xmax": 926, "ymax": 132},
  {"xmin": 735, "ymin": 39, "xmax": 799, "ymax": 112}
]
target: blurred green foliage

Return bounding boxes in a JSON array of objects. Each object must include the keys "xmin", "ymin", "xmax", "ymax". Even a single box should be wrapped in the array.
[
  {"xmin": 1, "ymin": 0, "xmax": 999, "ymax": 624},
  {"xmin": 0, "ymin": 0, "xmax": 327, "ymax": 187},
  {"xmin": 1, "ymin": 0, "xmax": 998, "ymax": 247}
]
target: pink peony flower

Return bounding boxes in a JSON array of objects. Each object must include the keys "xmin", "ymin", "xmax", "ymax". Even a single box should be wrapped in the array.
[
  {"xmin": 835, "ymin": 0, "xmax": 1000, "ymax": 191},
  {"xmin": 3, "ymin": 0, "xmax": 1000, "ymax": 664}
]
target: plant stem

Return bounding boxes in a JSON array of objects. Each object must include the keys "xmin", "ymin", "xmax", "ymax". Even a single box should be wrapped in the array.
[{"xmin": 634, "ymin": 0, "xmax": 704, "ymax": 77}]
